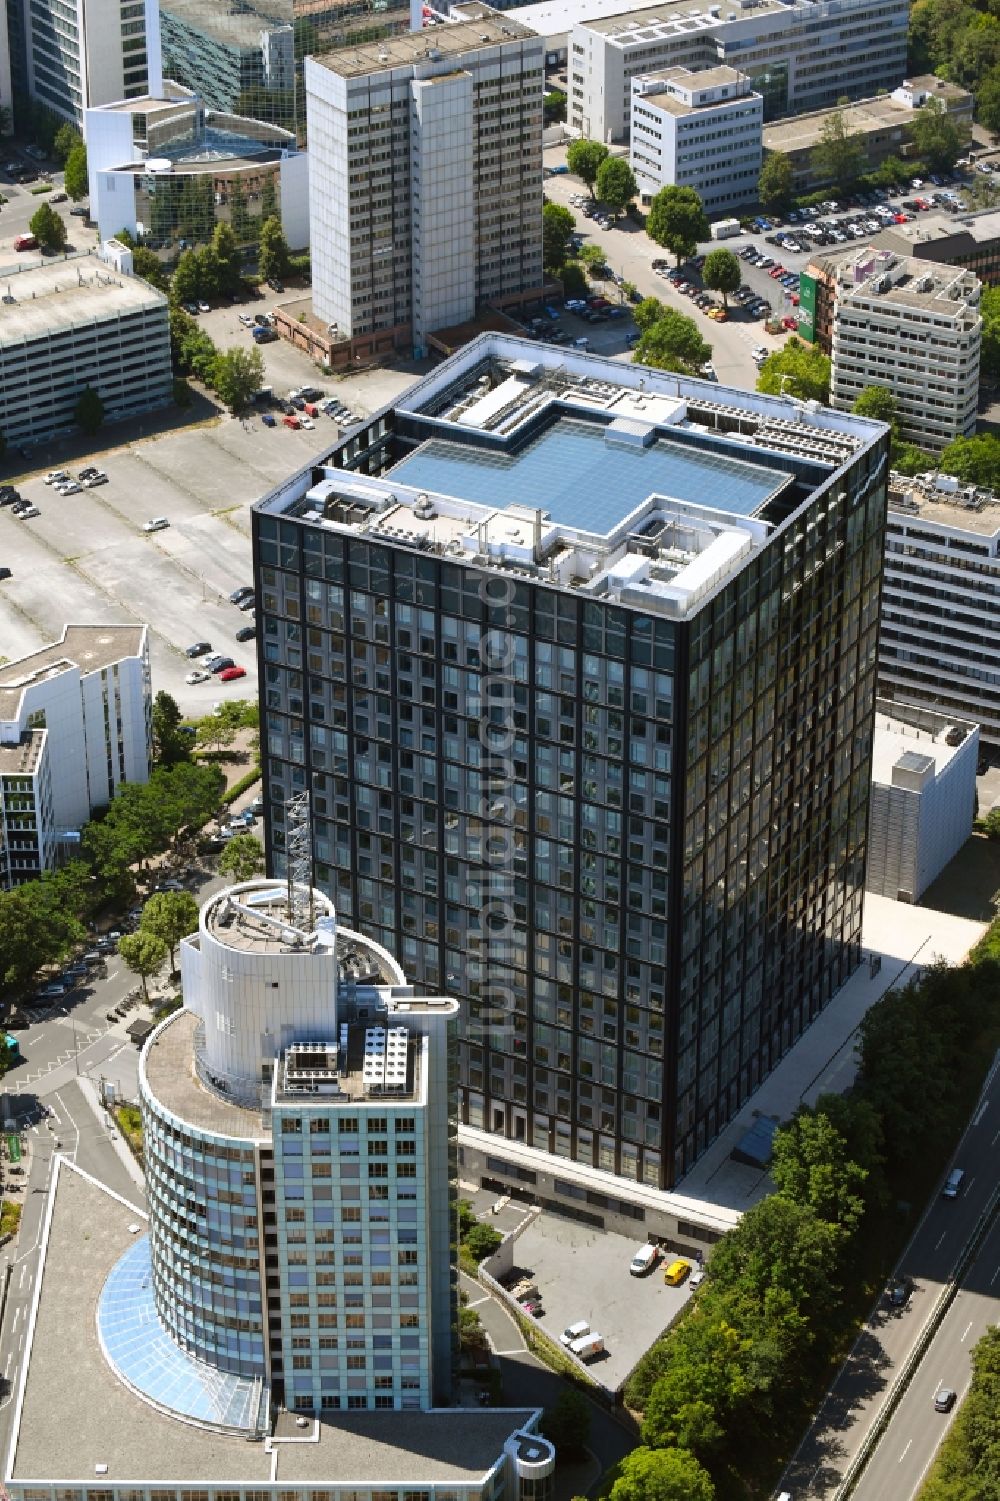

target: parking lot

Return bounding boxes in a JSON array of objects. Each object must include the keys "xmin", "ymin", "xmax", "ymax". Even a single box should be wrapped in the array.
[
  {"xmin": 466, "ymin": 1189, "xmax": 694, "ymax": 1390},
  {"xmin": 0, "ymin": 336, "xmax": 421, "ymax": 716}
]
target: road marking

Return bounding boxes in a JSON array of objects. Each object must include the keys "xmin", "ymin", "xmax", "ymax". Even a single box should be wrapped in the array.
[
  {"xmin": 899, "ymin": 1439, "xmax": 912, "ymax": 1462},
  {"xmin": 972, "ymin": 1098, "xmax": 989, "ymax": 1127},
  {"xmin": 465, "ymin": 1295, "xmax": 490, "ymax": 1308},
  {"xmin": 934, "ymin": 1230, "xmax": 947, "ymax": 1250},
  {"xmin": 493, "ymin": 1348, "xmax": 526, "ymax": 1356},
  {"xmin": 961, "ymin": 1321, "xmax": 973, "ymax": 1343},
  {"xmin": 991, "ymin": 1263, "xmax": 999, "ymax": 1286}
]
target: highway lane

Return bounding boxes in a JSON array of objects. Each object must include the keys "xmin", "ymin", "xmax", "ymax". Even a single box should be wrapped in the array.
[
  {"xmin": 779, "ymin": 1059, "xmax": 1000, "ymax": 1498},
  {"xmin": 852, "ymin": 1208, "xmax": 1000, "ymax": 1501}
]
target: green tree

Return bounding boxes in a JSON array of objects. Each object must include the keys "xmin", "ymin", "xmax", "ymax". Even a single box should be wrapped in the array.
[
  {"xmin": 983, "ymin": 806, "xmax": 1000, "ymax": 838},
  {"xmin": 609, "ymin": 1447, "xmax": 715, "ymax": 1501},
  {"xmin": 596, "ymin": 155, "xmax": 638, "ymax": 218},
  {"xmin": 977, "ymin": 66, "xmax": 1000, "ymax": 134},
  {"xmin": 771, "ymin": 1108, "xmax": 867, "ymax": 1235},
  {"xmin": 464, "ymin": 1222, "xmax": 502, "ymax": 1261},
  {"xmin": 211, "ymin": 221, "xmax": 243, "ymax": 295},
  {"xmin": 219, "ymin": 833, "xmax": 266, "ymax": 883},
  {"xmin": 851, "ymin": 384, "xmax": 899, "ymax": 439},
  {"xmin": 634, "ymin": 295, "xmax": 666, "ymax": 334},
  {"xmin": 702, "ymin": 247, "xmax": 741, "ymax": 308},
  {"xmin": 633, "ymin": 308, "xmax": 712, "ymax": 376},
  {"xmin": 892, "ymin": 441, "xmax": 936, "ymax": 475},
  {"xmin": 140, "ymin": 890, "xmax": 200, "ymax": 972},
  {"xmin": 577, "ymin": 242, "xmax": 608, "ymax": 271},
  {"xmin": 566, "ymin": 138, "xmax": 609, "ymax": 196},
  {"xmin": 561, "ymin": 262, "xmax": 588, "ymax": 298},
  {"xmin": 53, "ymin": 122, "xmax": 82, "ymax": 164},
  {"xmin": 131, "ymin": 245, "xmax": 168, "ymax": 290},
  {"xmin": 258, "ymin": 215, "xmax": 290, "ymax": 284},
  {"xmin": 171, "ymin": 249, "xmax": 203, "ymax": 306},
  {"xmin": 151, "ymin": 691, "xmax": 191, "ymax": 767},
  {"xmin": 811, "ymin": 109, "xmax": 865, "ymax": 194},
  {"xmin": 74, "ymin": 386, "xmax": 105, "ymax": 435},
  {"xmin": 758, "ymin": 150, "xmax": 795, "ymax": 214},
  {"xmin": 979, "ymin": 284, "xmax": 1000, "ymax": 384},
  {"xmin": 939, "ymin": 432, "xmax": 1000, "ymax": 489},
  {"xmin": 118, "ymin": 930, "xmax": 168, "ymax": 1001},
  {"xmin": 196, "ymin": 244, "xmax": 221, "ymax": 301},
  {"xmin": 757, "ymin": 337, "xmax": 831, "ymax": 403},
  {"xmin": 29, "ymin": 199, "xmax": 67, "ymax": 252},
  {"xmin": 63, "ymin": 142, "xmax": 88, "ymax": 201},
  {"xmin": 647, "ymin": 185, "xmax": 709, "ymax": 266},
  {"xmin": 910, "ymin": 97, "xmax": 967, "ymax": 173},
  {"xmin": 542, "ymin": 201, "xmax": 575, "ymax": 272},
  {"xmin": 540, "ymin": 1389, "xmax": 591, "ymax": 1459},
  {"xmin": 196, "ymin": 713, "xmax": 238, "ymax": 755},
  {"xmin": 0, "ymin": 864, "xmax": 90, "ymax": 996},
  {"xmin": 212, "ymin": 346, "xmax": 265, "ymax": 414},
  {"xmin": 543, "ymin": 90, "xmax": 567, "ymax": 123}
]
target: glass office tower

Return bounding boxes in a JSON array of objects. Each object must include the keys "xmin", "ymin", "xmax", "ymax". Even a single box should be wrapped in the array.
[{"xmin": 252, "ymin": 336, "xmax": 889, "ymax": 1190}]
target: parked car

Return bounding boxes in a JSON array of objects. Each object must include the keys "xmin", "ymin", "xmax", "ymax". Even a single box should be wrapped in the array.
[
  {"xmin": 70, "ymin": 204, "xmax": 89, "ymax": 216},
  {"xmin": 186, "ymin": 641, "xmax": 212, "ymax": 657},
  {"xmin": 82, "ymin": 472, "xmax": 108, "ymax": 487},
  {"xmin": 235, "ymin": 625, "xmax": 256, "ymax": 642},
  {"xmin": 237, "ymin": 594, "xmax": 256, "ymax": 611},
  {"xmin": 663, "ymin": 1259, "xmax": 691, "ymax": 1286},
  {"xmin": 630, "ymin": 1243, "xmax": 662, "ymax": 1276},
  {"xmin": 186, "ymin": 669, "xmax": 211, "ymax": 685},
  {"xmin": 16, "ymin": 505, "xmax": 40, "ymax": 519},
  {"xmin": 262, "ymin": 412, "xmax": 277, "ymax": 427},
  {"xmin": 0, "ymin": 567, "xmax": 11, "ymax": 581},
  {"xmin": 44, "ymin": 470, "xmax": 69, "ymax": 485},
  {"xmin": 688, "ymin": 1267, "xmax": 706, "ymax": 1289},
  {"xmin": 219, "ymin": 665, "xmax": 246, "ymax": 681},
  {"xmin": 560, "ymin": 1320, "xmax": 590, "ymax": 1347},
  {"xmin": 143, "ymin": 517, "xmax": 169, "ymax": 532},
  {"xmin": 229, "ymin": 585, "xmax": 254, "ymax": 604},
  {"xmin": 211, "ymin": 657, "xmax": 236, "ymax": 674},
  {"xmin": 887, "ymin": 1277, "xmax": 911, "ymax": 1309}
]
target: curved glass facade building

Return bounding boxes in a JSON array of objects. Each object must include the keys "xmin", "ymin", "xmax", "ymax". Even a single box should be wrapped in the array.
[{"xmin": 113, "ymin": 878, "xmax": 461, "ymax": 1424}]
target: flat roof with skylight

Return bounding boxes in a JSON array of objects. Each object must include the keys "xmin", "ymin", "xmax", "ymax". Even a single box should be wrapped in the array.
[{"xmin": 258, "ymin": 334, "xmax": 883, "ymax": 621}]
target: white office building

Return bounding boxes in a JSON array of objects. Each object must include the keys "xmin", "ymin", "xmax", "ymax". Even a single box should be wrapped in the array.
[
  {"xmin": 630, "ymin": 67, "xmax": 762, "ymax": 212},
  {"xmin": 0, "ymin": 247, "xmax": 172, "ymax": 449},
  {"xmin": 0, "ymin": 625, "xmax": 151, "ymax": 887},
  {"xmin": 867, "ymin": 699, "xmax": 977, "ymax": 903},
  {"xmin": 561, "ymin": 0, "xmax": 909, "ymax": 145},
  {"xmin": 23, "ymin": 0, "xmax": 162, "ymax": 127},
  {"xmin": 305, "ymin": 11, "xmax": 545, "ymax": 358},
  {"xmin": 881, "ymin": 471, "xmax": 1000, "ymax": 751},
  {"xmin": 830, "ymin": 249, "xmax": 981, "ymax": 452}
]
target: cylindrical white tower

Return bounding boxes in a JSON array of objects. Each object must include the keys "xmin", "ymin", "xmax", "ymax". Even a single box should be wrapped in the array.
[{"xmin": 181, "ymin": 880, "xmax": 340, "ymax": 1101}]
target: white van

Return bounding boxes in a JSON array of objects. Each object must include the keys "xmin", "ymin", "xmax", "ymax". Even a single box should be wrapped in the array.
[{"xmin": 568, "ymin": 1332, "xmax": 605, "ymax": 1361}]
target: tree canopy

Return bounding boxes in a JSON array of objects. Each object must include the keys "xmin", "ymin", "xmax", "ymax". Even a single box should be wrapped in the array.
[
  {"xmin": 258, "ymin": 216, "xmax": 290, "ymax": 284},
  {"xmin": 29, "ymin": 200, "xmax": 67, "ymax": 252},
  {"xmin": 542, "ymin": 201, "xmax": 575, "ymax": 273},
  {"xmin": 702, "ymin": 248, "xmax": 741, "ymax": 307},
  {"xmin": 758, "ymin": 151, "xmax": 794, "ymax": 214},
  {"xmin": 213, "ymin": 346, "xmax": 265, "ymax": 414},
  {"xmin": 757, "ymin": 337, "xmax": 831, "ymax": 403},
  {"xmin": 810, "ymin": 110, "xmax": 865, "ymax": 194},
  {"xmin": 219, "ymin": 833, "xmax": 266, "ymax": 884},
  {"xmin": 566, "ymin": 138, "xmax": 609, "ymax": 194},
  {"xmin": 0, "ymin": 864, "xmax": 92, "ymax": 997},
  {"xmin": 140, "ymin": 890, "xmax": 200, "ymax": 972},
  {"xmin": 82, "ymin": 762, "xmax": 225, "ymax": 882},
  {"xmin": 53, "ymin": 122, "xmax": 82, "ymax": 164},
  {"xmin": 539, "ymin": 1389, "xmax": 591, "ymax": 1459},
  {"xmin": 938, "ymin": 432, "xmax": 1000, "ymax": 489},
  {"xmin": 647, "ymin": 186, "xmax": 709, "ymax": 265},
  {"xmin": 851, "ymin": 384, "xmax": 899, "ymax": 438},
  {"xmin": 632, "ymin": 307, "xmax": 712, "ymax": 375},
  {"xmin": 63, "ymin": 143, "xmax": 89, "ymax": 201},
  {"xmin": 119, "ymin": 930, "xmax": 168, "ymax": 1000},
  {"xmin": 979, "ymin": 285, "xmax": 1000, "ymax": 385},
  {"xmin": 74, "ymin": 386, "xmax": 105, "ymax": 435},
  {"xmin": 910, "ymin": 97, "xmax": 967, "ymax": 174},
  {"xmin": 610, "ymin": 1447, "xmax": 715, "ymax": 1501},
  {"xmin": 596, "ymin": 155, "xmax": 637, "ymax": 217},
  {"xmin": 151, "ymin": 692, "xmax": 192, "ymax": 768}
]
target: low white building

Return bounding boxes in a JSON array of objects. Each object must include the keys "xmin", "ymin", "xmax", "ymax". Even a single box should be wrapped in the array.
[
  {"xmin": 0, "ymin": 626, "xmax": 151, "ymax": 887},
  {"xmin": 867, "ymin": 699, "xmax": 977, "ymax": 903},
  {"xmin": 0, "ymin": 248, "xmax": 172, "ymax": 449},
  {"xmin": 881, "ymin": 471, "xmax": 1000, "ymax": 750},
  {"xmin": 830, "ymin": 248, "xmax": 981, "ymax": 452},
  {"xmin": 630, "ymin": 67, "xmax": 762, "ymax": 212}
]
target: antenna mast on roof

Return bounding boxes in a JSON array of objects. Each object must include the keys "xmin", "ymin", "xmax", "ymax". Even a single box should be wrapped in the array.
[{"xmin": 285, "ymin": 791, "xmax": 315, "ymax": 930}]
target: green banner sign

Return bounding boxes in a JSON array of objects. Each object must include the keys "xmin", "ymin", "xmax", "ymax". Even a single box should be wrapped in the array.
[{"xmin": 798, "ymin": 272, "xmax": 817, "ymax": 344}]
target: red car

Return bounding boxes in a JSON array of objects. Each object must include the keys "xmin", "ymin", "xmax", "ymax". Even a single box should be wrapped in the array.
[
  {"xmin": 219, "ymin": 666, "xmax": 246, "ymax": 682},
  {"xmin": 782, "ymin": 315, "xmax": 798, "ymax": 330}
]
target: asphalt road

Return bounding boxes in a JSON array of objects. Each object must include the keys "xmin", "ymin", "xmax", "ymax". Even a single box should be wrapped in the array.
[
  {"xmin": 852, "ymin": 1209, "xmax": 1000, "ymax": 1501},
  {"xmin": 779, "ymin": 1061, "xmax": 1000, "ymax": 1498},
  {"xmin": 0, "ymin": 151, "xmax": 90, "ymax": 259}
]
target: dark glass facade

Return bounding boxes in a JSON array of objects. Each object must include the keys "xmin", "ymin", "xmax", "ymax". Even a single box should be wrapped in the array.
[{"xmin": 253, "ymin": 420, "xmax": 886, "ymax": 1189}]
